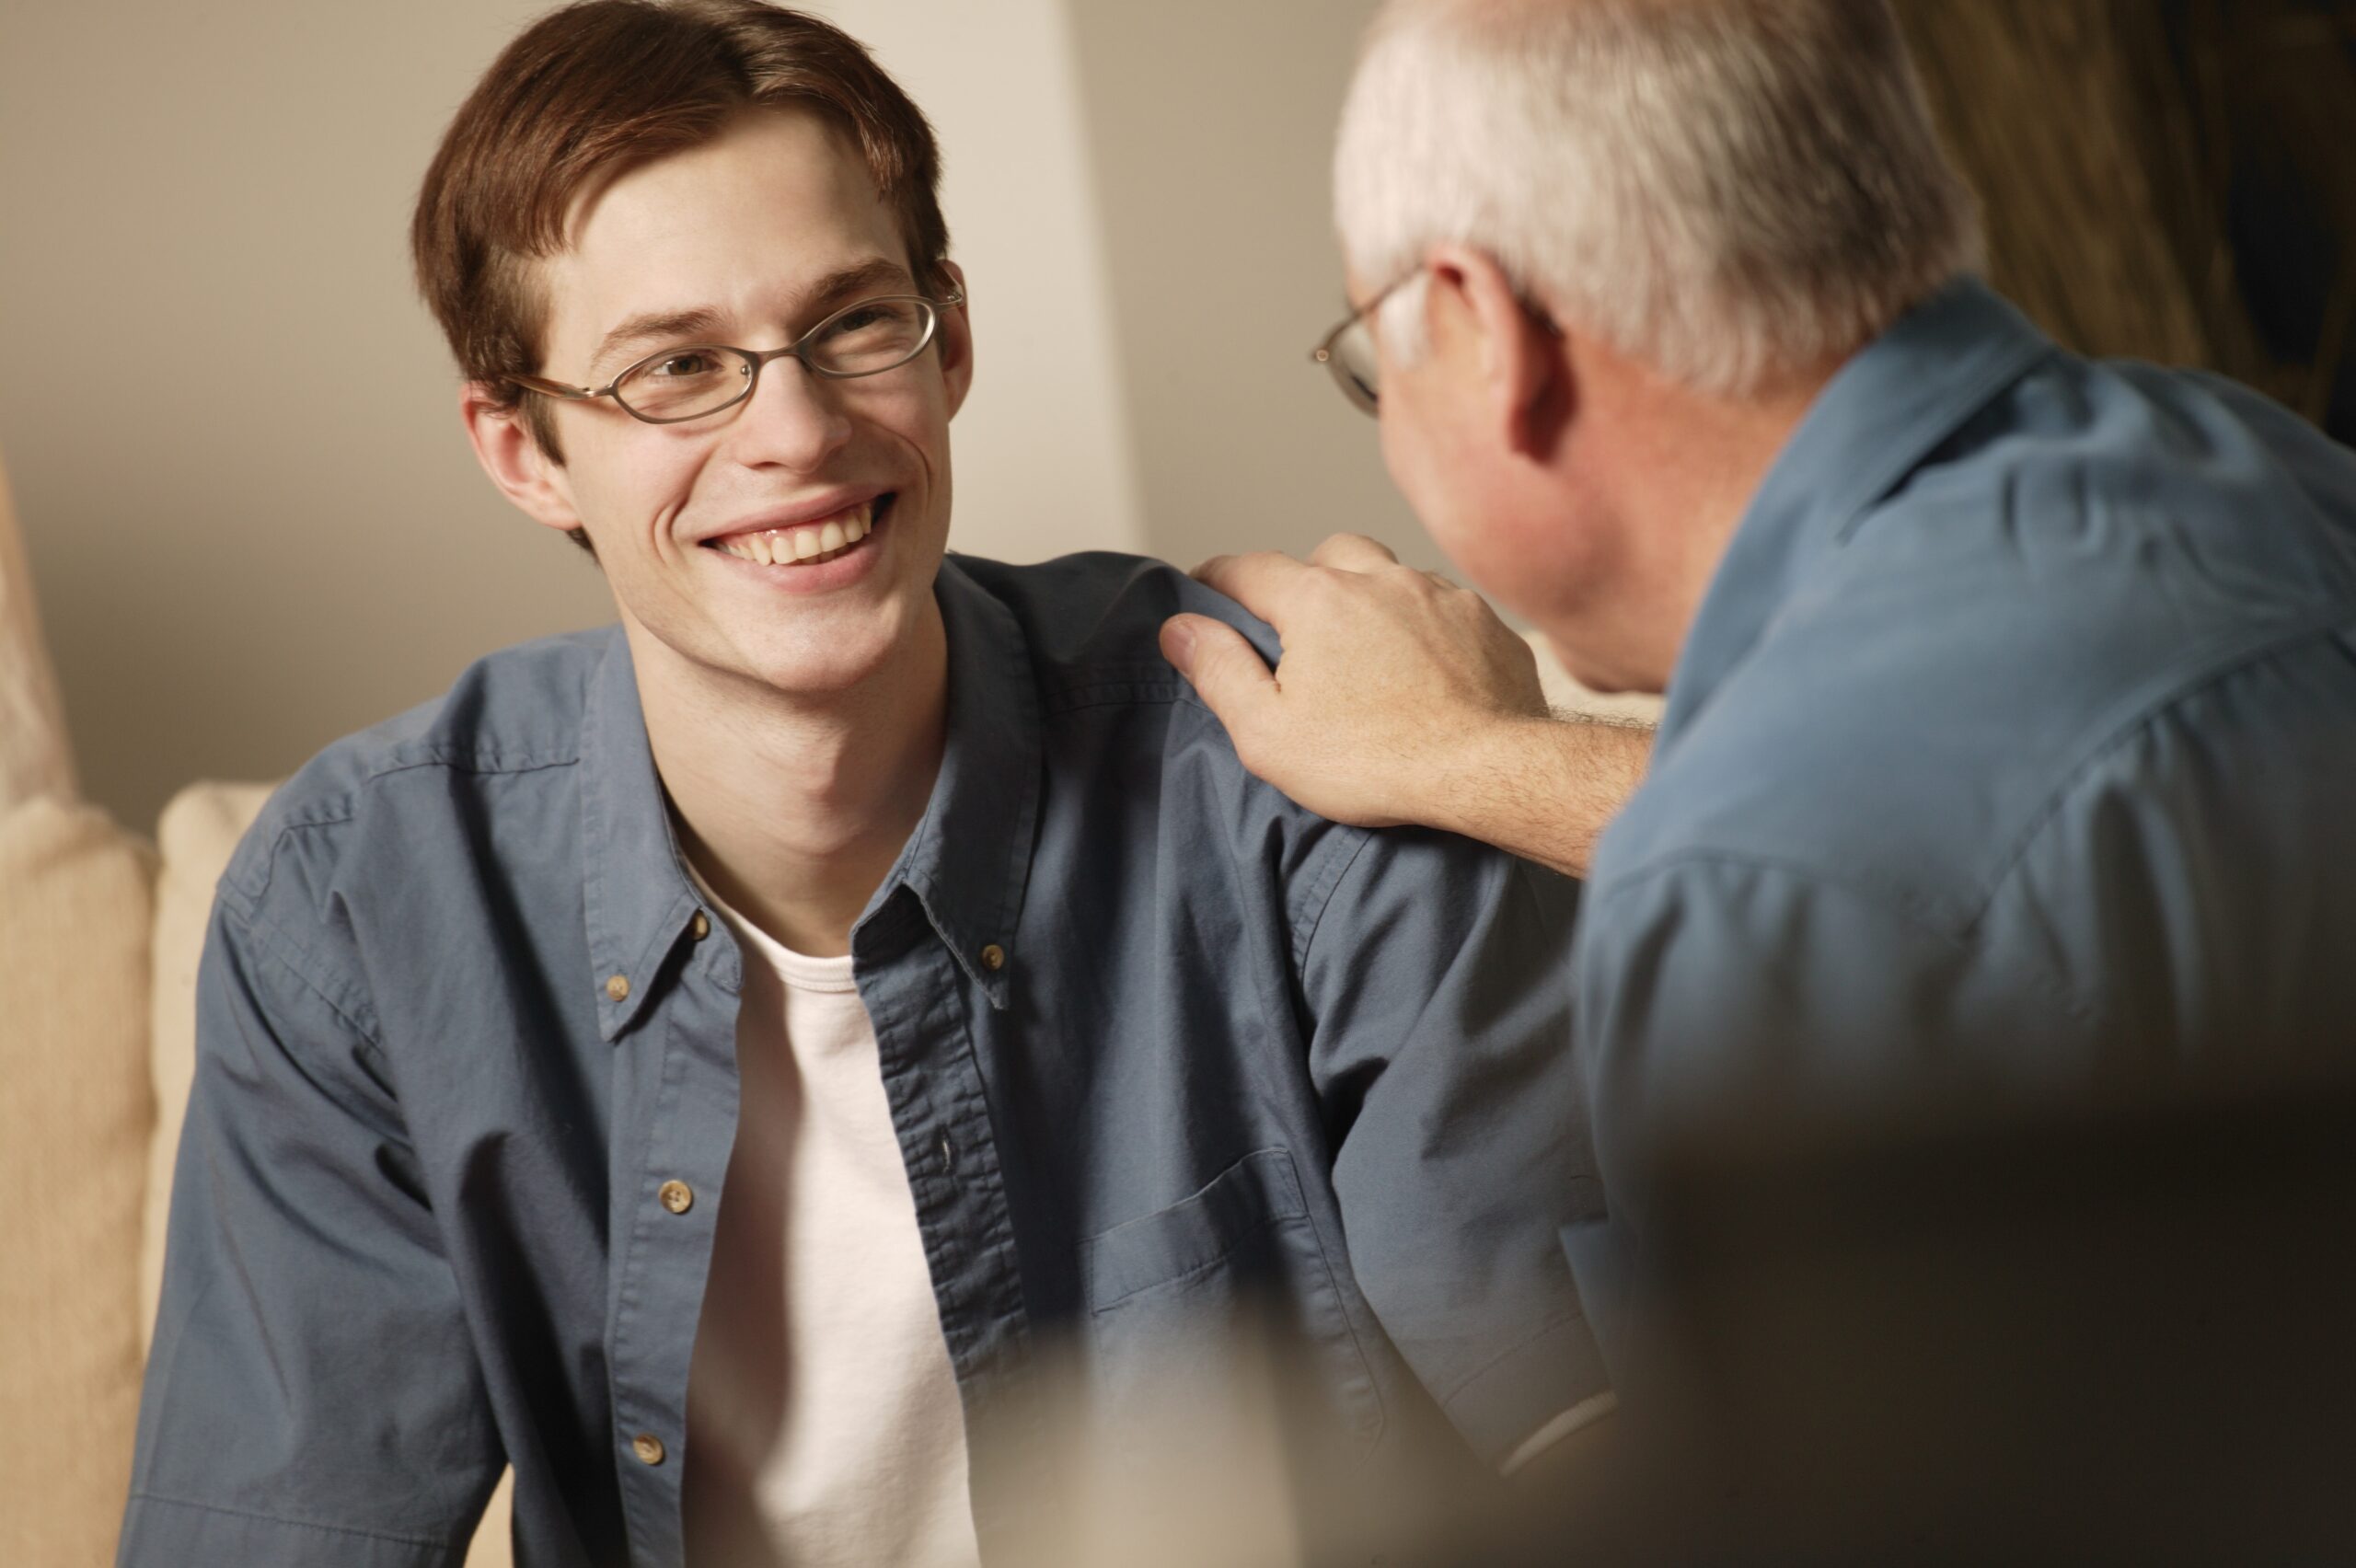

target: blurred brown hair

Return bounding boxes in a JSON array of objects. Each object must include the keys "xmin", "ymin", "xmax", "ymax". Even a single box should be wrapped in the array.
[{"xmin": 410, "ymin": 0, "xmax": 951, "ymax": 530}]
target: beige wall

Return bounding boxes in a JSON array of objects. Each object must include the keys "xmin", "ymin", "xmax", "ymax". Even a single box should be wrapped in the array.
[
  {"xmin": 1067, "ymin": 0, "xmax": 1438, "ymax": 576},
  {"xmin": 3, "ymin": 1, "xmax": 1400, "ymax": 829},
  {"xmin": 3, "ymin": 0, "xmax": 605, "ymax": 831}
]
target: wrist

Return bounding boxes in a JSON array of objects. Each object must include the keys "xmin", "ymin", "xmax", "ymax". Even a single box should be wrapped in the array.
[
  {"xmin": 1424, "ymin": 712, "xmax": 1547, "ymax": 841},
  {"xmin": 1430, "ymin": 712, "xmax": 1651, "ymax": 878}
]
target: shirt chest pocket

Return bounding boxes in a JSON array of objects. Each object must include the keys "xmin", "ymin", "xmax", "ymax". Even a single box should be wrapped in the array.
[{"xmin": 1077, "ymin": 1147, "xmax": 1386, "ymax": 1459}]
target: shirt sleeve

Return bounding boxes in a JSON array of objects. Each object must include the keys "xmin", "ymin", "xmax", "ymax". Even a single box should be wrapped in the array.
[
  {"xmin": 1299, "ymin": 829, "xmax": 1607, "ymax": 1470},
  {"xmin": 1567, "ymin": 855, "xmax": 2085, "ymax": 1357},
  {"xmin": 121, "ymin": 898, "xmax": 502, "ymax": 1568}
]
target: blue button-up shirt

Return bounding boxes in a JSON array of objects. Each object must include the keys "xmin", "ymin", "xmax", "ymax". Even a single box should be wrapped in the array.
[
  {"xmin": 1568, "ymin": 281, "xmax": 2356, "ymax": 1324},
  {"xmin": 122, "ymin": 553, "xmax": 1600, "ymax": 1567}
]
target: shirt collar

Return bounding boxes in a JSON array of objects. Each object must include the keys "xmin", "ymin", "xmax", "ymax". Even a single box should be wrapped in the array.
[
  {"xmin": 576, "ymin": 557, "xmax": 1043, "ymax": 1041},
  {"xmin": 1655, "ymin": 278, "xmax": 2057, "ymax": 752},
  {"xmin": 854, "ymin": 555, "xmax": 1041, "ymax": 1011}
]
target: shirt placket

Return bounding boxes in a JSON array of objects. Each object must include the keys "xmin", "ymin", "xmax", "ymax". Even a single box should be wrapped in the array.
[
  {"xmin": 606, "ymin": 922, "xmax": 744, "ymax": 1568},
  {"xmin": 855, "ymin": 888, "xmax": 1042, "ymax": 1563}
]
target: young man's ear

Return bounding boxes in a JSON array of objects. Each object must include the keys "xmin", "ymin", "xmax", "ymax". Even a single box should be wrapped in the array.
[
  {"xmin": 934, "ymin": 259, "xmax": 975, "ymax": 421},
  {"xmin": 1425, "ymin": 245, "xmax": 1574, "ymax": 464},
  {"xmin": 459, "ymin": 384, "xmax": 586, "ymax": 536}
]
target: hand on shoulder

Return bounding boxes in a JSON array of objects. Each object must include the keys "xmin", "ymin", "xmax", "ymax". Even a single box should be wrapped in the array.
[{"xmin": 1161, "ymin": 534, "xmax": 1647, "ymax": 875}]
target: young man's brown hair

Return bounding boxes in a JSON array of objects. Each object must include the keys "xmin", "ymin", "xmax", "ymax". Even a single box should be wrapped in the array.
[{"xmin": 410, "ymin": 0, "xmax": 953, "ymax": 548}]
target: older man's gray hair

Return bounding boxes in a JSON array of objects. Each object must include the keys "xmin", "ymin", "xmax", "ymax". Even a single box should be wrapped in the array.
[{"xmin": 1335, "ymin": 0, "xmax": 1983, "ymax": 397}]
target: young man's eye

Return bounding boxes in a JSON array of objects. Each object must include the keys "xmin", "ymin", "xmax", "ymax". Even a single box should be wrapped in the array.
[{"xmin": 651, "ymin": 352, "xmax": 717, "ymax": 378}]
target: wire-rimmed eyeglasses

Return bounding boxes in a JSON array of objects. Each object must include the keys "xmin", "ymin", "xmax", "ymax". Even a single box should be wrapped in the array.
[
  {"xmin": 509, "ymin": 289, "xmax": 964, "ymax": 425},
  {"xmin": 1311, "ymin": 269, "xmax": 1563, "ymax": 415},
  {"xmin": 1310, "ymin": 271, "xmax": 1418, "ymax": 417}
]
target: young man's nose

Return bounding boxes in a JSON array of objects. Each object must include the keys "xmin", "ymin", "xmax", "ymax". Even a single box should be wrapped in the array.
[{"xmin": 726, "ymin": 357, "xmax": 854, "ymax": 471}]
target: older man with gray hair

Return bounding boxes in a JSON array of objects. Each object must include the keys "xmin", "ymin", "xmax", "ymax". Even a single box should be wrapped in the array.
[{"xmin": 1163, "ymin": 0, "xmax": 2356, "ymax": 1321}]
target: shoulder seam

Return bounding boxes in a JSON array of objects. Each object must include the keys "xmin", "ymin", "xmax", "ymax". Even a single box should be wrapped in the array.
[
  {"xmin": 1134, "ymin": 691, "xmax": 1380, "ymax": 968},
  {"xmin": 1980, "ymin": 610, "xmax": 2355, "ymax": 914},
  {"xmin": 1592, "ymin": 848, "xmax": 2092, "ymax": 1029},
  {"xmin": 1595, "ymin": 847, "xmax": 1969, "ymax": 943},
  {"xmin": 219, "ymin": 893, "xmax": 387, "ymax": 1055},
  {"xmin": 1292, "ymin": 828, "xmax": 1377, "ymax": 974},
  {"xmin": 231, "ymin": 754, "xmax": 579, "ymax": 902}
]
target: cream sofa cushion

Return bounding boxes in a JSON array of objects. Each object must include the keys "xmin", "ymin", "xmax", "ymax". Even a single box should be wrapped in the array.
[
  {"xmin": 0, "ymin": 451, "xmax": 76, "ymax": 811},
  {"xmin": 139, "ymin": 781, "xmax": 280, "ymax": 1343},
  {"xmin": 0, "ymin": 796, "xmax": 155, "ymax": 1565},
  {"xmin": 142, "ymin": 779, "xmax": 514, "ymax": 1567}
]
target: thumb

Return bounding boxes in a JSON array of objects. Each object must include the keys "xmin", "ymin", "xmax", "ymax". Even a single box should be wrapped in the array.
[{"xmin": 1160, "ymin": 613, "xmax": 1278, "ymax": 726}]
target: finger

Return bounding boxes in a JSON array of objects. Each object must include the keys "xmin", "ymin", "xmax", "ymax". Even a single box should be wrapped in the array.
[
  {"xmin": 1159, "ymin": 614, "xmax": 1278, "ymax": 727},
  {"xmin": 1308, "ymin": 533, "xmax": 1402, "ymax": 572},
  {"xmin": 1190, "ymin": 550, "xmax": 1311, "ymax": 620}
]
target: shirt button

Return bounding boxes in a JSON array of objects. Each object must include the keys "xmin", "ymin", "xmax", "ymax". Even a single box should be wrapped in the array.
[
  {"xmin": 605, "ymin": 974, "xmax": 630, "ymax": 1002},
  {"xmin": 631, "ymin": 1431, "xmax": 665, "ymax": 1466},
  {"xmin": 658, "ymin": 1180, "xmax": 694, "ymax": 1215},
  {"xmin": 979, "ymin": 942, "xmax": 1007, "ymax": 972},
  {"xmin": 690, "ymin": 911, "xmax": 711, "ymax": 940}
]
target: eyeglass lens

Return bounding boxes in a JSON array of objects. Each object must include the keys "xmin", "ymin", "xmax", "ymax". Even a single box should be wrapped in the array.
[
  {"xmin": 1327, "ymin": 318, "xmax": 1381, "ymax": 414},
  {"xmin": 615, "ymin": 297, "xmax": 939, "ymax": 421}
]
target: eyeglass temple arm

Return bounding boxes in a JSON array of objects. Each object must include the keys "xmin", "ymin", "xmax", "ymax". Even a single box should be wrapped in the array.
[{"xmin": 507, "ymin": 372, "xmax": 614, "ymax": 401}]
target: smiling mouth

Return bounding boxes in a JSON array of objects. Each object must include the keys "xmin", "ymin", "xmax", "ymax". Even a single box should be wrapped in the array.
[{"xmin": 703, "ymin": 493, "xmax": 892, "ymax": 567}]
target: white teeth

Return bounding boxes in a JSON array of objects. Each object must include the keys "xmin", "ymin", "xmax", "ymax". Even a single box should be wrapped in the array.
[{"xmin": 712, "ymin": 499, "xmax": 880, "ymax": 565}]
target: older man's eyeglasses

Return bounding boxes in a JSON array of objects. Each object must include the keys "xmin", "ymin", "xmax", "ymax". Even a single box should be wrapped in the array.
[
  {"xmin": 1309, "ymin": 271, "xmax": 1417, "ymax": 417},
  {"xmin": 510, "ymin": 290, "xmax": 963, "ymax": 425},
  {"xmin": 1311, "ymin": 269, "xmax": 1565, "ymax": 416}
]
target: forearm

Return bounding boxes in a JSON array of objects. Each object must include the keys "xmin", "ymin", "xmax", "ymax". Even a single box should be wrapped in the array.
[{"xmin": 1428, "ymin": 716, "xmax": 1652, "ymax": 879}]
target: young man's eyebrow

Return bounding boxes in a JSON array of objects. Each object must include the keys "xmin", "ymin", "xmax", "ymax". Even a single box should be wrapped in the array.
[
  {"xmin": 796, "ymin": 257, "xmax": 918, "ymax": 313},
  {"xmin": 588, "ymin": 306, "xmax": 729, "ymax": 379},
  {"xmin": 584, "ymin": 259, "xmax": 924, "ymax": 380}
]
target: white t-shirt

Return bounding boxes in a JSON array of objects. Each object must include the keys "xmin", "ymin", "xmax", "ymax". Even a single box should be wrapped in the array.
[{"xmin": 680, "ymin": 874, "xmax": 982, "ymax": 1568}]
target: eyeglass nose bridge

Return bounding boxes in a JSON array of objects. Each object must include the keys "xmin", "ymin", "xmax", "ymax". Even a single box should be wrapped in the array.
[
  {"xmin": 729, "ymin": 340, "xmax": 820, "ymax": 413},
  {"xmin": 719, "ymin": 340, "xmax": 864, "ymax": 436}
]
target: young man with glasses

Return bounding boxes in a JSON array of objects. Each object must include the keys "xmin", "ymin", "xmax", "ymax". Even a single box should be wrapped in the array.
[{"xmin": 119, "ymin": 5, "xmax": 1603, "ymax": 1565}]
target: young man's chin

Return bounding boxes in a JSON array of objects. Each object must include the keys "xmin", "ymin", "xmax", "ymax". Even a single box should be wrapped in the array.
[{"xmin": 722, "ymin": 609, "xmax": 935, "ymax": 699}]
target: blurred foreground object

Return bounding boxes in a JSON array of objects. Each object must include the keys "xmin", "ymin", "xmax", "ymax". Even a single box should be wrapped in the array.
[{"xmin": 1510, "ymin": 1072, "xmax": 2356, "ymax": 1567}]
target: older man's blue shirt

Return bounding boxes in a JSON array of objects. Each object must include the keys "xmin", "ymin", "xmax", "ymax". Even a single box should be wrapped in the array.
[
  {"xmin": 1572, "ymin": 281, "xmax": 2356, "ymax": 1288},
  {"xmin": 122, "ymin": 553, "xmax": 1599, "ymax": 1568}
]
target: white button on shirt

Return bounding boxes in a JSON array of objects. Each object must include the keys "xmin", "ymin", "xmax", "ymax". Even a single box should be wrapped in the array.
[{"xmin": 680, "ymin": 877, "xmax": 981, "ymax": 1568}]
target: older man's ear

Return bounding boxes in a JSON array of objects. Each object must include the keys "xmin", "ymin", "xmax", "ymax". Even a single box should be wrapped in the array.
[{"xmin": 1421, "ymin": 245, "xmax": 1576, "ymax": 466}]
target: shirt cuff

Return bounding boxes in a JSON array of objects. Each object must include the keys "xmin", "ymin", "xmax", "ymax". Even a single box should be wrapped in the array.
[
  {"xmin": 1499, "ymin": 1389, "xmax": 1620, "ymax": 1475},
  {"xmin": 120, "ymin": 1494, "xmax": 457, "ymax": 1568},
  {"xmin": 1441, "ymin": 1310, "xmax": 1613, "ymax": 1470}
]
